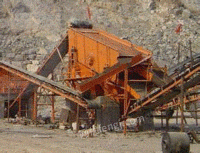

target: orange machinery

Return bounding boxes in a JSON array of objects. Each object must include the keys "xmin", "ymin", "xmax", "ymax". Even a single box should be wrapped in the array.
[
  {"xmin": 1, "ymin": 25, "xmax": 199, "ymax": 131},
  {"xmin": 0, "ymin": 69, "xmax": 27, "ymax": 95},
  {"xmin": 65, "ymin": 27, "xmax": 154, "ymax": 119}
]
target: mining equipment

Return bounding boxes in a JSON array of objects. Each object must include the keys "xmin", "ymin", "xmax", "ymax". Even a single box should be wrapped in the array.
[{"xmin": 0, "ymin": 21, "xmax": 199, "ymax": 135}]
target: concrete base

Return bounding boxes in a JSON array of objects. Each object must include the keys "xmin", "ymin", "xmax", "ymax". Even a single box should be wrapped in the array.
[
  {"xmin": 95, "ymin": 96, "xmax": 120, "ymax": 131},
  {"xmin": 139, "ymin": 110, "xmax": 155, "ymax": 131},
  {"xmin": 0, "ymin": 101, "xmax": 4, "ymax": 118}
]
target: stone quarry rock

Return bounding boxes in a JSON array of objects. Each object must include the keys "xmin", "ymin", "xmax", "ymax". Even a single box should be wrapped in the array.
[
  {"xmin": 38, "ymin": 48, "xmax": 47, "ymax": 55},
  {"xmin": 173, "ymin": 8, "xmax": 183, "ymax": 16},
  {"xmin": 11, "ymin": 61, "xmax": 22, "ymax": 68},
  {"xmin": 27, "ymin": 54, "xmax": 36, "ymax": 60},
  {"xmin": 149, "ymin": 0, "xmax": 156, "ymax": 10},
  {"xmin": 15, "ymin": 54, "xmax": 24, "ymax": 61},
  {"xmin": 6, "ymin": 52, "xmax": 15, "ymax": 58},
  {"xmin": 182, "ymin": 9, "xmax": 191, "ymax": 19},
  {"xmin": 46, "ymin": 34, "xmax": 61, "ymax": 42},
  {"xmin": 32, "ymin": 60, "xmax": 39, "ymax": 65},
  {"xmin": 11, "ymin": 2, "xmax": 31, "ymax": 14},
  {"xmin": 27, "ymin": 64, "xmax": 38, "ymax": 72},
  {"xmin": 181, "ymin": 0, "xmax": 200, "ymax": 14}
]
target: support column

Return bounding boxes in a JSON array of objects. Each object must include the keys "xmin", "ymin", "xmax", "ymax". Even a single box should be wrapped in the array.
[
  {"xmin": 33, "ymin": 89, "xmax": 37, "ymax": 124},
  {"xmin": 176, "ymin": 106, "xmax": 179, "ymax": 125},
  {"xmin": 180, "ymin": 77, "xmax": 184, "ymax": 132},
  {"xmin": 51, "ymin": 94, "xmax": 55, "ymax": 123},
  {"xmin": 123, "ymin": 69, "xmax": 128, "ymax": 135},
  {"xmin": 18, "ymin": 97, "xmax": 21, "ymax": 117},
  {"xmin": 76, "ymin": 104, "xmax": 80, "ymax": 133},
  {"xmin": 51, "ymin": 73, "xmax": 55, "ymax": 123},
  {"xmin": 161, "ymin": 110, "xmax": 163, "ymax": 128},
  {"xmin": 7, "ymin": 72, "xmax": 10, "ymax": 122},
  {"xmin": 195, "ymin": 101, "xmax": 198, "ymax": 126}
]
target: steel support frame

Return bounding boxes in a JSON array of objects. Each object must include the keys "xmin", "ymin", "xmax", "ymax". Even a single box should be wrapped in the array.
[
  {"xmin": 123, "ymin": 69, "xmax": 128, "ymax": 135},
  {"xmin": 0, "ymin": 64, "xmax": 88, "ymax": 125},
  {"xmin": 33, "ymin": 88, "xmax": 37, "ymax": 122},
  {"xmin": 156, "ymin": 91, "xmax": 200, "ymax": 111},
  {"xmin": 32, "ymin": 86, "xmax": 56, "ymax": 124},
  {"xmin": 128, "ymin": 65, "xmax": 200, "ymax": 114},
  {"xmin": 77, "ymin": 54, "xmax": 146, "ymax": 93},
  {"xmin": 0, "ymin": 65, "xmax": 88, "ymax": 108}
]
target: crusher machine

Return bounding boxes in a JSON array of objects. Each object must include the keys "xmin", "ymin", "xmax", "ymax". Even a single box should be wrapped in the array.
[{"xmin": 0, "ymin": 23, "xmax": 199, "ymax": 132}]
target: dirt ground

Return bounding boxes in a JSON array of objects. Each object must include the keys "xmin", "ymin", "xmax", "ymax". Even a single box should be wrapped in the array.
[{"xmin": 0, "ymin": 118, "xmax": 199, "ymax": 153}]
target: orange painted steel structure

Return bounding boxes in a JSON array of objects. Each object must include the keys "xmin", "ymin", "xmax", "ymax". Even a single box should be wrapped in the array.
[
  {"xmin": 66, "ymin": 28, "xmax": 154, "ymax": 125},
  {"xmin": 0, "ymin": 61, "xmax": 88, "ymax": 121},
  {"xmin": 0, "ymin": 26, "xmax": 199, "ymax": 131},
  {"xmin": 67, "ymin": 28, "xmax": 151, "ymax": 78},
  {"xmin": 0, "ymin": 69, "xmax": 27, "ymax": 94},
  {"xmin": 0, "ymin": 28, "xmax": 155, "ymax": 128},
  {"xmin": 156, "ymin": 94, "xmax": 200, "ymax": 111},
  {"xmin": 1, "ymin": 34, "xmax": 68, "ymax": 120},
  {"xmin": 0, "ymin": 63, "xmax": 87, "ymax": 107},
  {"xmin": 155, "ymin": 84, "xmax": 200, "ymax": 111},
  {"xmin": 0, "ymin": 68, "xmax": 28, "ymax": 118},
  {"xmin": 128, "ymin": 58, "xmax": 200, "ymax": 118}
]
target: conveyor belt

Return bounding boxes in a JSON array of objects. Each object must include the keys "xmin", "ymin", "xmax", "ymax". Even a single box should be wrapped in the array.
[
  {"xmin": 168, "ymin": 53, "xmax": 200, "ymax": 76},
  {"xmin": 77, "ymin": 53, "xmax": 148, "ymax": 92},
  {"xmin": 11, "ymin": 34, "xmax": 69, "ymax": 104},
  {"xmin": 0, "ymin": 61, "xmax": 88, "ymax": 108},
  {"xmin": 128, "ymin": 57, "xmax": 200, "ymax": 117},
  {"xmin": 36, "ymin": 34, "xmax": 68, "ymax": 77}
]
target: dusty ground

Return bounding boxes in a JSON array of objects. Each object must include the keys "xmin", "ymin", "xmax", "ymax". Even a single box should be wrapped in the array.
[{"xmin": 0, "ymin": 118, "xmax": 199, "ymax": 153}]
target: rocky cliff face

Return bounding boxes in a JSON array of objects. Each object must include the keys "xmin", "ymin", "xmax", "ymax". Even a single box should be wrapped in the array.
[{"xmin": 0, "ymin": 0, "xmax": 199, "ymax": 70}]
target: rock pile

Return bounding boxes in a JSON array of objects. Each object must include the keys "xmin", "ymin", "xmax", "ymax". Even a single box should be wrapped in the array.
[
  {"xmin": 85, "ymin": 0, "xmax": 200, "ymax": 66},
  {"xmin": 0, "ymin": 0, "xmax": 199, "ymax": 69}
]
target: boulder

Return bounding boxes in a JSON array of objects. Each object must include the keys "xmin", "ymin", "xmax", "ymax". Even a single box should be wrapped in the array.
[
  {"xmin": 149, "ymin": 0, "xmax": 156, "ymax": 10},
  {"xmin": 15, "ymin": 54, "xmax": 24, "ymax": 61},
  {"xmin": 182, "ymin": 9, "xmax": 191, "ymax": 19},
  {"xmin": 173, "ymin": 8, "xmax": 183, "ymax": 16},
  {"xmin": 11, "ymin": 2, "xmax": 30, "ymax": 14},
  {"xmin": 27, "ymin": 64, "xmax": 38, "ymax": 72},
  {"xmin": 6, "ymin": 52, "xmax": 15, "ymax": 58},
  {"xmin": 181, "ymin": 0, "xmax": 200, "ymax": 14},
  {"xmin": 11, "ymin": 61, "xmax": 22, "ymax": 68}
]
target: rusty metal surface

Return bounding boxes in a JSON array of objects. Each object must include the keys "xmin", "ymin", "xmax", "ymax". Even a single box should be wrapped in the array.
[
  {"xmin": 157, "ymin": 94, "xmax": 200, "ymax": 111},
  {"xmin": 0, "ymin": 61, "xmax": 78, "ymax": 95},
  {"xmin": 0, "ymin": 61, "xmax": 88, "ymax": 108},
  {"xmin": 0, "ymin": 69, "xmax": 27, "ymax": 94}
]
